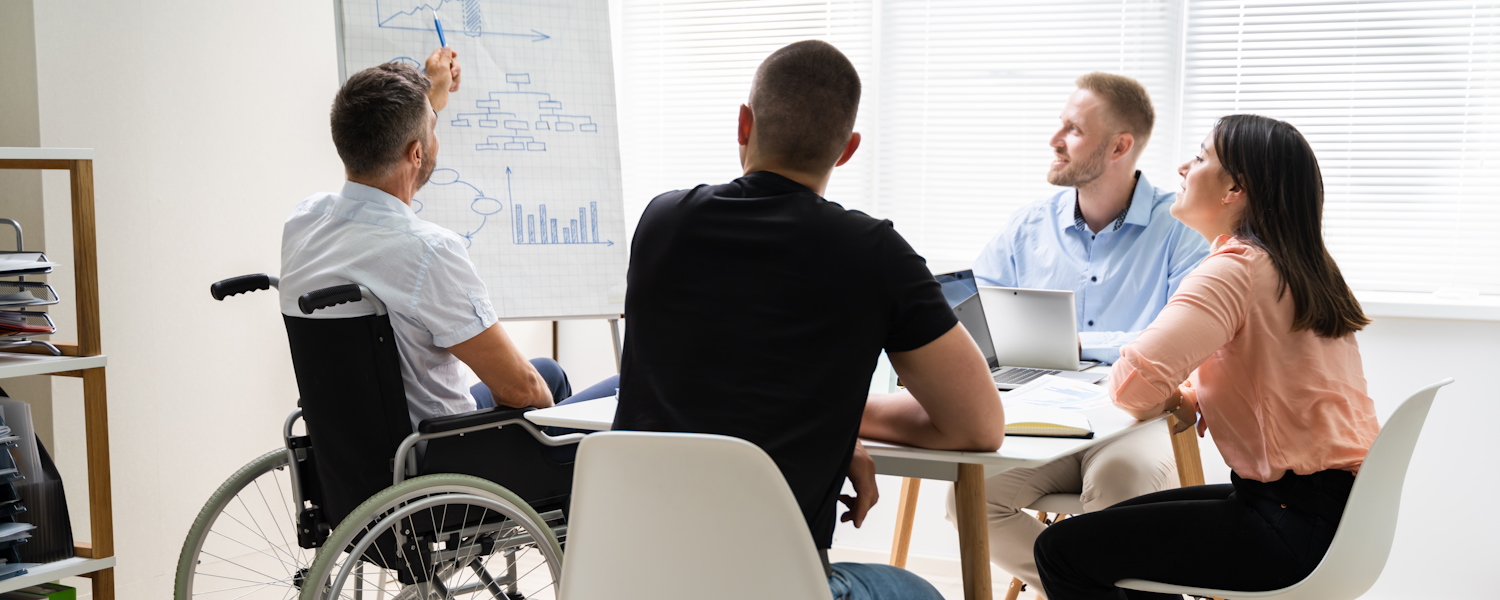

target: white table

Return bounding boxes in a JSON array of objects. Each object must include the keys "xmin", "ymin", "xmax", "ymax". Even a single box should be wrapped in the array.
[
  {"xmin": 525, "ymin": 396, "xmax": 1198, "ymax": 600},
  {"xmin": 525, "ymin": 395, "xmax": 1150, "ymax": 477}
]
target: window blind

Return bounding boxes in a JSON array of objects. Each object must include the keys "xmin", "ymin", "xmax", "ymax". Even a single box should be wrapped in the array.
[
  {"xmin": 612, "ymin": 0, "xmax": 1500, "ymax": 294},
  {"xmin": 873, "ymin": 0, "xmax": 1184, "ymax": 263},
  {"xmin": 613, "ymin": 0, "xmax": 875, "ymax": 232},
  {"xmin": 1181, "ymin": 0, "xmax": 1500, "ymax": 294}
]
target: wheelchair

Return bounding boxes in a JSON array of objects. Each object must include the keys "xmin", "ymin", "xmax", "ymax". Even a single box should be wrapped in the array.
[{"xmin": 175, "ymin": 274, "xmax": 581, "ymax": 600}]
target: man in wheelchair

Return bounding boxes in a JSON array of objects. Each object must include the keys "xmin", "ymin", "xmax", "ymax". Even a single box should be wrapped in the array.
[
  {"xmin": 281, "ymin": 51, "xmax": 618, "ymax": 429},
  {"xmin": 178, "ymin": 48, "xmax": 612, "ymax": 600}
]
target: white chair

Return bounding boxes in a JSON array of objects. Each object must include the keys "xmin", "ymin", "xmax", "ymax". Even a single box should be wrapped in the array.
[
  {"xmin": 558, "ymin": 430, "xmax": 834, "ymax": 600},
  {"xmin": 1116, "ymin": 378, "xmax": 1453, "ymax": 599}
]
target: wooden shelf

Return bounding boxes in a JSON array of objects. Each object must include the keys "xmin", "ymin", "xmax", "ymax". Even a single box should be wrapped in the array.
[
  {"xmin": 0, "ymin": 354, "xmax": 105, "ymax": 380},
  {"xmin": 0, "ymin": 556, "xmax": 116, "ymax": 595},
  {"xmin": 0, "ymin": 151, "xmax": 114, "ymax": 598},
  {"xmin": 0, "ymin": 148, "xmax": 94, "ymax": 161}
]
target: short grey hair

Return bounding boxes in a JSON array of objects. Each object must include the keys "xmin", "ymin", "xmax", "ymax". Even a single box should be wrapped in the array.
[{"xmin": 330, "ymin": 62, "xmax": 433, "ymax": 177}]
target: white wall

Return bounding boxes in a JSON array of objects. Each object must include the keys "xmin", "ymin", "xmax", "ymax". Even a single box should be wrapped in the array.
[
  {"xmin": 828, "ymin": 315, "xmax": 1500, "ymax": 599},
  {"xmin": 19, "ymin": 2, "xmax": 557, "ymax": 597},
  {"xmin": 0, "ymin": 0, "xmax": 55, "ymax": 450},
  {"xmin": 28, "ymin": 3, "xmax": 339, "ymax": 597}
]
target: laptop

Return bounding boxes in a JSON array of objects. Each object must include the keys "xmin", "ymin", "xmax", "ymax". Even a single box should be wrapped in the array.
[{"xmin": 935, "ymin": 271, "xmax": 1106, "ymax": 390}]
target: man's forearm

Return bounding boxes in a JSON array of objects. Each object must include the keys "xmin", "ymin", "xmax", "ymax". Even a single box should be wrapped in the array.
[
  {"xmin": 489, "ymin": 374, "xmax": 553, "ymax": 409},
  {"xmin": 862, "ymin": 391, "xmax": 999, "ymax": 451}
]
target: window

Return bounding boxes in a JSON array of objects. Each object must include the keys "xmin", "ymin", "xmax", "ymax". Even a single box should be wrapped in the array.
[
  {"xmin": 1182, "ymin": 1, "xmax": 1500, "ymax": 295},
  {"xmin": 614, "ymin": 0, "xmax": 1500, "ymax": 293},
  {"xmin": 613, "ymin": 0, "xmax": 873, "ymax": 232},
  {"xmin": 873, "ymin": 0, "xmax": 1182, "ymax": 262}
]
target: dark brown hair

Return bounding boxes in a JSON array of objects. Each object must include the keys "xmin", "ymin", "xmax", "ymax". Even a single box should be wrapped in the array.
[
  {"xmin": 748, "ymin": 40, "xmax": 862, "ymax": 171},
  {"xmin": 1076, "ymin": 72, "xmax": 1155, "ymax": 152},
  {"xmin": 1213, "ymin": 114, "xmax": 1371, "ymax": 338},
  {"xmin": 330, "ymin": 62, "xmax": 433, "ymax": 177}
]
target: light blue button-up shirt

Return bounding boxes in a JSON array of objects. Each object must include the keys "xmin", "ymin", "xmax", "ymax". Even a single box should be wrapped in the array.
[{"xmin": 972, "ymin": 173, "xmax": 1209, "ymax": 365}]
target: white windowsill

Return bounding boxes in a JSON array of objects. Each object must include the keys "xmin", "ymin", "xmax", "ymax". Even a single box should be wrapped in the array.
[{"xmin": 1355, "ymin": 290, "xmax": 1500, "ymax": 322}]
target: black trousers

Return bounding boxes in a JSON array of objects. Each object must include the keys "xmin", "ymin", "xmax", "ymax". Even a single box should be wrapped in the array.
[{"xmin": 1034, "ymin": 469, "xmax": 1355, "ymax": 600}]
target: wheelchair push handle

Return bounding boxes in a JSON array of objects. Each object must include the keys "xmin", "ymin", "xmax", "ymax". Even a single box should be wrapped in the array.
[
  {"xmin": 210, "ymin": 274, "xmax": 279, "ymax": 300},
  {"xmin": 298, "ymin": 284, "xmax": 364, "ymax": 314}
]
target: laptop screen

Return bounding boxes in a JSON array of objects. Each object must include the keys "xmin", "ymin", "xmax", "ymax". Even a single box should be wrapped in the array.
[{"xmin": 935, "ymin": 270, "xmax": 999, "ymax": 370}]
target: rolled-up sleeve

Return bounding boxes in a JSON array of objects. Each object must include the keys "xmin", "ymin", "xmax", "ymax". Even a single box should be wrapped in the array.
[{"xmin": 1110, "ymin": 247, "xmax": 1252, "ymax": 412}]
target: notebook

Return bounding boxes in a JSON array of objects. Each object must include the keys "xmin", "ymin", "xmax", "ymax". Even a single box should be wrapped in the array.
[
  {"xmin": 1000, "ymin": 374, "xmax": 1112, "ymax": 438},
  {"xmin": 1005, "ymin": 407, "xmax": 1094, "ymax": 439}
]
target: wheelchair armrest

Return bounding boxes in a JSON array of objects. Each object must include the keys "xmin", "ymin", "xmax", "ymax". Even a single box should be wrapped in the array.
[
  {"xmin": 417, "ymin": 406, "xmax": 534, "ymax": 435},
  {"xmin": 397, "ymin": 406, "xmax": 583, "ymax": 485}
]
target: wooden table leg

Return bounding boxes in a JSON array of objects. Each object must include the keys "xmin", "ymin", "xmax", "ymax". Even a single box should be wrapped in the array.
[
  {"xmin": 955, "ymin": 463, "xmax": 993, "ymax": 600},
  {"xmin": 1167, "ymin": 415, "xmax": 1206, "ymax": 487},
  {"xmin": 888, "ymin": 477, "xmax": 921, "ymax": 567}
]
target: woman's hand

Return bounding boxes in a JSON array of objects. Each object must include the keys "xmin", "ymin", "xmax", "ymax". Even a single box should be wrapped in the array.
[
  {"xmin": 1164, "ymin": 389, "xmax": 1199, "ymax": 435},
  {"xmin": 1168, "ymin": 405, "xmax": 1199, "ymax": 435}
]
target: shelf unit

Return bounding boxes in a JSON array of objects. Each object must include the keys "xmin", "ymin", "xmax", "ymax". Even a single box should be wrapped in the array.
[{"xmin": 0, "ymin": 148, "xmax": 115, "ymax": 598}]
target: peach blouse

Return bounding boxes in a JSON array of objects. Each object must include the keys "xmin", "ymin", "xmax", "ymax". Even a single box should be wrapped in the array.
[{"xmin": 1110, "ymin": 236, "xmax": 1380, "ymax": 483}]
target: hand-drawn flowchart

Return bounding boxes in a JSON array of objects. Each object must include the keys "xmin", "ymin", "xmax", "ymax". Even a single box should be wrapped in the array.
[
  {"xmin": 450, "ymin": 73, "xmax": 600, "ymax": 152},
  {"xmin": 339, "ymin": 0, "xmax": 626, "ymax": 318}
]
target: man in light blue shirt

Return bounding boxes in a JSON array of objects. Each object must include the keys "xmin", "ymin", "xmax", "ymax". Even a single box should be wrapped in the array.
[
  {"xmin": 973, "ymin": 105, "xmax": 1207, "ymax": 365},
  {"xmin": 951, "ymin": 73, "xmax": 1208, "ymax": 593}
]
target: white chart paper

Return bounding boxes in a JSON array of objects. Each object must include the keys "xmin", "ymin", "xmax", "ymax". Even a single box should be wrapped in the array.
[{"xmin": 337, "ymin": 0, "xmax": 627, "ymax": 319}]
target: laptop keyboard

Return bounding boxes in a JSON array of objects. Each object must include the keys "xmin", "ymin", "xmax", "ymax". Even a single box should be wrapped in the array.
[{"xmin": 993, "ymin": 367, "xmax": 1060, "ymax": 386}]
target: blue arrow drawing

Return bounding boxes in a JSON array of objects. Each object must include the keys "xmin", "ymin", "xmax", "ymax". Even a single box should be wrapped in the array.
[{"xmin": 377, "ymin": 0, "xmax": 552, "ymax": 42}]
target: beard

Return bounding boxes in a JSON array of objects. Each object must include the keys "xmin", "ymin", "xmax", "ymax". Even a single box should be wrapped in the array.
[
  {"xmin": 414, "ymin": 138, "xmax": 437, "ymax": 191},
  {"xmin": 1047, "ymin": 140, "xmax": 1110, "ymax": 188}
]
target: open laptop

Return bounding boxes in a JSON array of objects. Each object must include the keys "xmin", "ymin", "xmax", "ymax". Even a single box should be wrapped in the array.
[{"xmin": 935, "ymin": 271, "xmax": 1106, "ymax": 390}]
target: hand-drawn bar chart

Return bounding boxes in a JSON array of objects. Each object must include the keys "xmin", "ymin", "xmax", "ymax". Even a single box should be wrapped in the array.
[
  {"xmin": 513, "ymin": 201, "xmax": 606, "ymax": 245},
  {"xmin": 418, "ymin": 166, "xmax": 614, "ymax": 247}
]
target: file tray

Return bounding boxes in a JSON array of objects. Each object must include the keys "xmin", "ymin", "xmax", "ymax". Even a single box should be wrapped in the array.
[
  {"xmin": 0, "ymin": 284, "xmax": 56, "ymax": 309},
  {"xmin": 0, "ymin": 562, "xmax": 27, "ymax": 582},
  {"xmin": 0, "ymin": 313, "xmax": 53, "ymax": 339},
  {"xmin": 0, "ymin": 254, "xmax": 50, "ymax": 278}
]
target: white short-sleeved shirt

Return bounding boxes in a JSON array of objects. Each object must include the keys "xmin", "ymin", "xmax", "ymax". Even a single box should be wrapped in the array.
[{"xmin": 280, "ymin": 181, "xmax": 498, "ymax": 423}]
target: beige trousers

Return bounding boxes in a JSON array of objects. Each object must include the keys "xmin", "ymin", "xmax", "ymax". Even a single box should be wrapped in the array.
[{"xmin": 944, "ymin": 422, "xmax": 1177, "ymax": 592}]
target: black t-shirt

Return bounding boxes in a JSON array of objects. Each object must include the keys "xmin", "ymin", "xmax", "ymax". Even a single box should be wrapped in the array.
[{"xmin": 613, "ymin": 171, "xmax": 958, "ymax": 548}]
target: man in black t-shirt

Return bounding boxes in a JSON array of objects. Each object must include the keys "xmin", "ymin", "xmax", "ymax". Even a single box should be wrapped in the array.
[{"xmin": 613, "ymin": 40, "xmax": 1006, "ymax": 599}]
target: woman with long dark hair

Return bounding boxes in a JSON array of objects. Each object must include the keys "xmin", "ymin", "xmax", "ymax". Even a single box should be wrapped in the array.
[{"xmin": 1031, "ymin": 114, "xmax": 1380, "ymax": 599}]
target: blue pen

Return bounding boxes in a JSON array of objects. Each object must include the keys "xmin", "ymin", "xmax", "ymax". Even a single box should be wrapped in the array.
[{"xmin": 432, "ymin": 9, "xmax": 448, "ymax": 47}]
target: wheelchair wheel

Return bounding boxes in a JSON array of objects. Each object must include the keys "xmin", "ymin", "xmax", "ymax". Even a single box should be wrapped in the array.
[
  {"xmin": 175, "ymin": 448, "xmax": 312, "ymax": 599},
  {"xmin": 300, "ymin": 473, "xmax": 563, "ymax": 600}
]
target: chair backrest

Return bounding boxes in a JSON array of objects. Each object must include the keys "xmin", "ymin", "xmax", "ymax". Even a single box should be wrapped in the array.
[
  {"xmin": 1271, "ymin": 378, "xmax": 1452, "ymax": 600},
  {"xmin": 283, "ymin": 314, "xmax": 414, "ymax": 526},
  {"xmin": 559, "ymin": 431, "xmax": 834, "ymax": 600}
]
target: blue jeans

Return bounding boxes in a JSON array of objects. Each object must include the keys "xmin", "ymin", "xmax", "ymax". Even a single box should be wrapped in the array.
[
  {"xmin": 471, "ymin": 358, "xmax": 619, "ymax": 462},
  {"xmin": 829, "ymin": 563, "xmax": 945, "ymax": 600}
]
